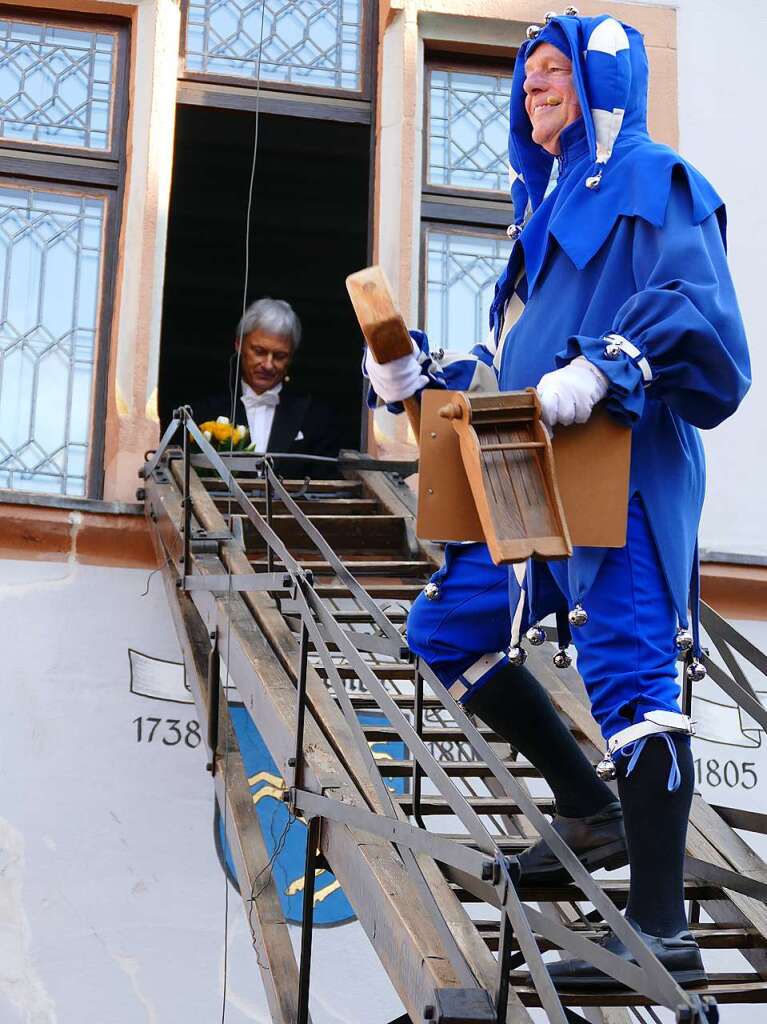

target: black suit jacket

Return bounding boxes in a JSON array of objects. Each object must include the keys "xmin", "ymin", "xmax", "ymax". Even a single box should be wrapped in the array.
[{"xmin": 190, "ymin": 383, "xmax": 343, "ymax": 478}]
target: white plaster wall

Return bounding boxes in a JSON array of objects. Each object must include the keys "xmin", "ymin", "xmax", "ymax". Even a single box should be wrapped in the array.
[
  {"xmin": 631, "ymin": 0, "xmax": 767, "ymax": 556},
  {"xmin": 0, "ymin": 558, "xmax": 402, "ymax": 1023}
]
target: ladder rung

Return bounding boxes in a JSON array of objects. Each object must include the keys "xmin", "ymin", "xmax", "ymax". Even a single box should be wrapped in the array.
[
  {"xmin": 451, "ymin": 880, "xmax": 722, "ymax": 905},
  {"xmin": 509, "ymin": 973, "xmax": 767, "ymax": 1006},
  {"xmin": 362, "ymin": 724, "xmax": 503, "ymax": 743},
  {"xmin": 476, "ymin": 922, "xmax": 763, "ymax": 952},
  {"xmin": 378, "ymin": 760, "xmax": 538, "ymax": 778},
  {"xmin": 395, "ymin": 795, "xmax": 555, "ymax": 816}
]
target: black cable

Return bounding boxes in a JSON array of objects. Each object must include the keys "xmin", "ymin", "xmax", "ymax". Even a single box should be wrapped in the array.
[{"xmin": 220, "ymin": 2, "xmax": 268, "ymax": 1019}]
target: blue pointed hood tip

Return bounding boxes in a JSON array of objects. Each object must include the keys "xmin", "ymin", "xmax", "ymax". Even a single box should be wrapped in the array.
[{"xmin": 504, "ymin": 12, "xmax": 725, "ymax": 298}]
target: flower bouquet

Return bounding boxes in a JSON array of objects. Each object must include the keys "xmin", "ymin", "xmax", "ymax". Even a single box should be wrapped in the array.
[{"xmin": 197, "ymin": 416, "xmax": 250, "ymax": 451}]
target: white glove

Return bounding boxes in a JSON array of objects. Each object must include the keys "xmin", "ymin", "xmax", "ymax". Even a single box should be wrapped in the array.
[
  {"xmin": 364, "ymin": 344, "xmax": 428, "ymax": 404},
  {"xmin": 536, "ymin": 355, "xmax": 608, "ymax": 428}
]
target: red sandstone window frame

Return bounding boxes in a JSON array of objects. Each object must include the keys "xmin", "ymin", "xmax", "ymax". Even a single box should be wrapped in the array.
[{"xmin": 0, "ymin": 9, "xmax": 130, "ymax": 498}]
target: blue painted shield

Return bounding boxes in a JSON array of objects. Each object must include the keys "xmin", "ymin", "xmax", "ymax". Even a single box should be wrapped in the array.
[{"xmin": 215, "ymin": 703, "xmax": 406, "ymax": 926}]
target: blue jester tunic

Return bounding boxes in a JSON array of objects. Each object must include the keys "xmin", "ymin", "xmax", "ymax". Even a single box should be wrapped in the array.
[{"xmin": 493, "ymin": 117, "xmax": 750, "ymax": 631}]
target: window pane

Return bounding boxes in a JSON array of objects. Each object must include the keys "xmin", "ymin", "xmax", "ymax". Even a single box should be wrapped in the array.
[
  {"xmin": 185, "ymin": 0, "xmax": 363, "ymax": 91},
  {"xmin": 0, "ymin": 186, "xmax": 105, "ymax": 495},
  {"xmin": 0, "ymin": 19, "xmax": 116, "ymax": 151},
  {"xmin": 425, "ymin": 228, "xmax": 509, "ymax": 352},
  {"xmin": 428, "ymin": 68, "xmax": 512, "ymax": 192}
]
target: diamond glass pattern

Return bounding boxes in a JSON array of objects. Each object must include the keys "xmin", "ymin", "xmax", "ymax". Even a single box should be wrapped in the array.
[
  {"xmin": 428, "ymin": 68, "xmax": 512, "ymax": 192},
  {"xmin": 0, "ymin": 186, "xmax": 105, "ymax": 495},
  {"xmin": 0, "ymin": 20, "xmax": 115, "ymax": 151},
  {"xmin": 425, "ymin": 228, "xmax": 509, "ymax": 352},
  {"xmin": 185, "ymin": 0, "xmax": 362, "ymax": 91}
]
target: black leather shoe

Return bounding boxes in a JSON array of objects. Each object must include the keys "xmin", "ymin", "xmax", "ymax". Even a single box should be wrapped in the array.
[
  {"xmin": 517, "ymin": 800, "xmax": 628, "ymax": 885},
  {"xmin": 548, "ymin": 918, "xmax": 707, "ymax": 990}
]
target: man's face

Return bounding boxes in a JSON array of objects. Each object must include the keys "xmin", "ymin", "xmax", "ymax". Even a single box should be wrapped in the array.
[
  {"xmin": 523, "ymin": 42, "xmax": 582, "ymax": 155},
  {"xmin": 238, "ymin": 329, "xmax": 293, "ymax": 394}
]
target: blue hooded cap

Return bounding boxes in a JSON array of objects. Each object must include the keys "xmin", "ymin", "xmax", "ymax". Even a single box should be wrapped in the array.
[{"xmin": 500, "ymin": 12, "xmax": 725, "ymax": 301}]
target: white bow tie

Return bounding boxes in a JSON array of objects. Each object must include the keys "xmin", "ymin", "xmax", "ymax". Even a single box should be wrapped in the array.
[{"xmin": 241, "ymin": 389, "xmax": 280, "ymax": 412}]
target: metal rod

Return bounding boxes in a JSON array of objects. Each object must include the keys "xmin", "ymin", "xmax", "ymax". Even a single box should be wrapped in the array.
[
  {"xmin": 479, "ymin": 441, "xmax": 545, "ymax": 452},
  {"xmin": 142, "ymin": 414, "xmax": 182, "ymax": 479},
  {"xmin": 297, "ymin": 816, "xmax": 320, "ymax": 1024},
  {"xmin": 182, "ymin": 423, "xmax": 192, "ymax": 579},
  {"xmin": 293, "ymin": 620, "xmax": 310, "ymax": 793},
  {"xmin": 265, "ymin": 464, "xmax": 274, "ymax": 575},
  {"xmin": 207, "ymin": 628, "xmax": 220, "ymax": 775},
  {"xmin": 681, "ymin": 652, "xmax": 693, "ymax": 716},
  {"xmin": 495, "ymin": 898, "xmax": 514, "ymax": 1020},
  {"xmin": 412, "ymin": 660, "xmax": 426, "ymax": 829}
]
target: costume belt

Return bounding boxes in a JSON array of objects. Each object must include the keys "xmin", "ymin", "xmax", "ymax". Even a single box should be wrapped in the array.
[{"xmin": 596, "ymin": 711, "xmax": 695, "ymax": 781}]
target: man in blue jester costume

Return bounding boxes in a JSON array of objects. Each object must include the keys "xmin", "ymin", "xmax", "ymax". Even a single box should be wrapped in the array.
[{"xmin": 365, "ymin": 7, "xmax": 751, "ymax": 988}]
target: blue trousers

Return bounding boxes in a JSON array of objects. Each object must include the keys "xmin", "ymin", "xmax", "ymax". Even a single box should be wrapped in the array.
[{"xmin": 407, "ymin": 497, "xmax": 682, "ymax": 743}]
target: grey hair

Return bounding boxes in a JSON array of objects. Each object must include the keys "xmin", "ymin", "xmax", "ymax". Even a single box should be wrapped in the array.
[{"xmin": 236, "ymin": 297, "xmax": 302, "ymax": 351}]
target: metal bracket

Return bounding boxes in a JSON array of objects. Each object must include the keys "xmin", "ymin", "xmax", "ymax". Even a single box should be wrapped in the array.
[{"xmin": 206, "ymin": 629, "xmax": 220, "ymax": 775}]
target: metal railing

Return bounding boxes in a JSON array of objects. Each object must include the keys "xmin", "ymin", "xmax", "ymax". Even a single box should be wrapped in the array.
[{"xmin": 142, "ymin": 407, "xmax": 760, "ymax": 1024}]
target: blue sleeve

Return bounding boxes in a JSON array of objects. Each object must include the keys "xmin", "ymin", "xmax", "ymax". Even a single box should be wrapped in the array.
[
  {"xmin": 559, "ymin": 174, "xmax": 751, "ymax": 429},
  {"xmin": 364, "ymin": 330, "xmax": 499, "ymax": 415}
]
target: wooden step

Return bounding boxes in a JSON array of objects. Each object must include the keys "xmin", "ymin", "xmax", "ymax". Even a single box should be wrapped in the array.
[
  {"xmin": 239, "ymin": 514, "xmax": 408, "ymax": 553},
  {"xmin": 379, "ymin": 760, "xmax": 538, "ymax": 778},
  {"xmin": 254, "ymin": 559, "xmax": 431, "ymax": 577},
  {"xmin": 475, "ymin": 921, "xmax": 764, "ymax": 952},
  {"xmin": 218, "ymin": 497, "xmax": 380, "ymax": 515},
  {"xmin": 317, "ymin": 664, "xmax": 417, "ymax": 681},
  {"xmin": 362, "ymin": 724, "xmax": 504, "ymax": 743},
  {"xmin": 315, "ymin": 583, "xmax": 422, "ymax": 599},
  {"xmin": 348, "ymin": 693, "xmax": 451, "ymax": 710},
  {"xmin": 328, "ymin": 610, "xmax": 409, "ymax": 624},
  {"xmin": 452, "ymin": 880, "xmax": 722, "ymax": 905},
  {"xmin": 395, "ymin": 795, "xmax": 555, "ymax": 817},
  {"xmin": 510, "ymin": 973, "xmax": 767, "ymax": 1006},
  {"xmin": 204, "ymin": 478, "xmax": 363, "ymax": 496}
]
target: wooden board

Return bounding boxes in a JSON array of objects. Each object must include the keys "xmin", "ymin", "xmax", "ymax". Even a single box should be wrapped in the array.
[
  {"xmin": 417, "ymin": 390, "xmax": 631, "ymax": 555},
  {"xmin": 346, "ymin": 264, "xmax": 422, "ymax": 434},
  {"xmin": 345, "ymin": 265, "xmax": 413, "ymax": 364}
]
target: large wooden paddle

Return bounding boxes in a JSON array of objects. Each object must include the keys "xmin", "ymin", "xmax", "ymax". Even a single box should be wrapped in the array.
[{"xmin": 346, "ymin": 265, "xmax": 422, "ymax": 437}]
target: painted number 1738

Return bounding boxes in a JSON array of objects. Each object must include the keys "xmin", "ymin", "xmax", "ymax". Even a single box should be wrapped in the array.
[{"xmin": 133, "ymin": 716, "xmax": 201, "ymax": 748}]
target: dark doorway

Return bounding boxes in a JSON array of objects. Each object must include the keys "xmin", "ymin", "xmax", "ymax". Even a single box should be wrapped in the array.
[{"xmin": 159, "ymin": 105, "xmax": 370, "ymax": 449}]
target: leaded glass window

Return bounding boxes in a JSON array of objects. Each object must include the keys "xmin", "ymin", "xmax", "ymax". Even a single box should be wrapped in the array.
[
  {"xmin": 185, "ymin": 0, "xmax": 364, "ymax": 92},
  {"xmin": 427, "ymin": 67, "xmax": 512, "ymax": 193},
  {"xmin": 425, "ymin": 227, "xmax": 508, "ymax": 353},
  {"xmin": 0, "ymin": 13, "xmax": 126, "ymax": 497},
  {"xmin": 0, "ymin": 19, "xmax": 117, "ymax": 152},
  {"xmin": 0, "ymin": 186, "xmax": 106, "ymax": 495}
]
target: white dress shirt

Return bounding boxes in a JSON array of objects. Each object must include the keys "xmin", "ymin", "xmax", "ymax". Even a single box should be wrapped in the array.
[{"xmin": 240, "ymin": 381, "xmax": 282, "ymax": 452}]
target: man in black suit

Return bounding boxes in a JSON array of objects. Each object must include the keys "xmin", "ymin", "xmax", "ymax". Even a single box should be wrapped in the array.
[{"xmin": 192, "ymin": 298, "xmax": 342, "ymax": 478}]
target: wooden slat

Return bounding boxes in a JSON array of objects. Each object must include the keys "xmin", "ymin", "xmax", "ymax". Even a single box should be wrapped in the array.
[
  {"xmin": 395, "ymin": 795, "xmax": 556, "ymax": 817},
  {"xmin": 378, "ymin": 759, "xmax": 538, "ymax": 779},
  {"xmin": 241, "ymin": 514, "xmax": 408, "ymax": 552},
  {"xmin": 203, "ymin": 477, "xmax": 363, "ymax": 495},
  {"xmin": 476, "ymin": 923, "xmax": 763, "ymax": 953},
  {"xmin": 452, "ymin": 880, "xmax": 721, "ymax": 906},
  {"xmin": 251, "ymin": 558, "xmax": 431, "ymax": 577},
  {"xmin": 219, "ymin": 497, "xmax": 379, "ymax": 515},
  {"xmin": 510, "ymin": 974, "xmax": 767, "ymax": 1006}
]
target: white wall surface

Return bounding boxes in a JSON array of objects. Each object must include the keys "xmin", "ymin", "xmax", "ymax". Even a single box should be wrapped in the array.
[
  {"xmin": 0, "ymin": 558, "xmax": 403, "ymax": 1024},
  {"xmin": 634, "ymin": 0, "xmax": 767, "ymax": 555}
]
